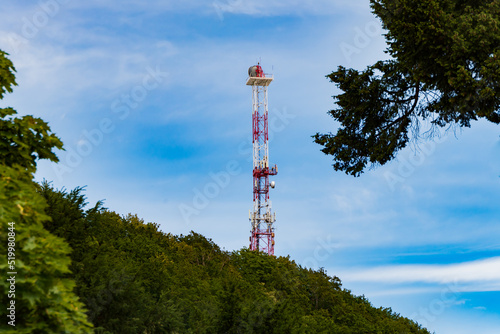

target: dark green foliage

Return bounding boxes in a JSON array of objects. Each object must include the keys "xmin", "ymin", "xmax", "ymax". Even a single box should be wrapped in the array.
[
  {"xmin": 0, "ymin": 51, "xmax": 63, "ymax": 173},
  {"xmin": 0, "ymin": 50, "xmax": 16, "ymax": 99},
  {"xmin": 0, "ymin": 167, "xmax": 93, "ymax": 333},
  {"xmin": 39, "ymin": 184, "xmax": 431, "ymax": 334},
  {"xmin": 314, "ymin": 0, "xmax": 500, "ymax": 176},
  {"xmin": 0, "ymin": 107, "xmax": 63, "ymax": 173},
  {"xmin": 0, "ymin": 50, "xmax": 92, "ymax": 333}
]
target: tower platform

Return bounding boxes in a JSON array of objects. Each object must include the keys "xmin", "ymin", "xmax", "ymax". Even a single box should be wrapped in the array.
[{"xmin": 246, "ymin": 76, "xmax": 274, "ymax": 86}]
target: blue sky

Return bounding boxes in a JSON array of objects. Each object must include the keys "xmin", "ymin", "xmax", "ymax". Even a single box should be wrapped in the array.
[{"xmin": 1, "ymin": 1, "xmax": 500, "ymax": 332}]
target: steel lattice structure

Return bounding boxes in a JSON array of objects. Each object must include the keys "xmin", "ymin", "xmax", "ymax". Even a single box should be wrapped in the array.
[{"xmin": 246, "ymin": 64, "xmax": 277, "ymax": 255}]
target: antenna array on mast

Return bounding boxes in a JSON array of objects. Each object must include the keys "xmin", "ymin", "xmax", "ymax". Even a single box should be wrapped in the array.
[{"xmin": 246, "ymin": 63, "xmax": 277, "ymax": 255}]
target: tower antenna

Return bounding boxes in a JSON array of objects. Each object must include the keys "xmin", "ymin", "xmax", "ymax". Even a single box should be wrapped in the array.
[{"xmin": 246, "ymin": 63, "xmax": 277, "ymax": 255}]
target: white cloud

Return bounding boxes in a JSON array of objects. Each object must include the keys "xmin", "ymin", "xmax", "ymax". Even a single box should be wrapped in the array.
[{"xmin": 340, "ymin": 256, "xmax": 500, "ymax": 287}]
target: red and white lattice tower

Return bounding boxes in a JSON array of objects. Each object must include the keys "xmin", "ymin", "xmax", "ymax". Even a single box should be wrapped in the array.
[{"xmin": 246, "ymin": 64, "xmax": 277, "ymax": 255}]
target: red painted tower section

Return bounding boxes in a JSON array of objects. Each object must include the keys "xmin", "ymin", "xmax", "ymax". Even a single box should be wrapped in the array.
[{"xmin": 246, "ymin": 64, "xmax": 277, "ymax": 255}]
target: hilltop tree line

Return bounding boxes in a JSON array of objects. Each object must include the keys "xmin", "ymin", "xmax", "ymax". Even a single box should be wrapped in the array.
[{"xmin": 38, "ymin": 183, "xmax": 432, "ymax": 333}]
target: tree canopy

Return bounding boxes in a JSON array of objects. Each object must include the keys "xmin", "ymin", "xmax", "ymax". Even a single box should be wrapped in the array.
[
  {"xmin": 0, "ymin": 50, "xmax": 92, "ymax": 333},
  {"xmin": 0, "ymin": 51, "xmax": 63, "ymax": 173},
  {"xmin": 37, "ymin": 183, "xmax": 432, "ymax": 334},
  {"xmin": 314, "ymin": 0, "xmax": 500, "ymax": 176}
]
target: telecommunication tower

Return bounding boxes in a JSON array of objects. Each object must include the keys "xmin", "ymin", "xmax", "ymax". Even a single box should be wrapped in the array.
[{"xmin": 246, "ymin": 64, "xmax": 277, "ymax": 255}]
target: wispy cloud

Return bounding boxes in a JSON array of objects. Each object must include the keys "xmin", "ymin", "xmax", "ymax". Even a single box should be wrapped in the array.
[
  {"xmin": 341, "ymin": 256, "xmax": 500, "ymax": 289},
  {"xmin": 65, "ymin": 0, "xmax": 369, "ymax": 17},
  {"xmin": 211, "ymin": 0, "xmax": 370, "ymax": 17}
]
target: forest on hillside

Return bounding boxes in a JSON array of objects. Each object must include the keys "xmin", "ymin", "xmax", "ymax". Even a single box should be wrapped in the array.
[{"xmin": 2, "ymin": 177, "xmax": 431, "ymax": 333}]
